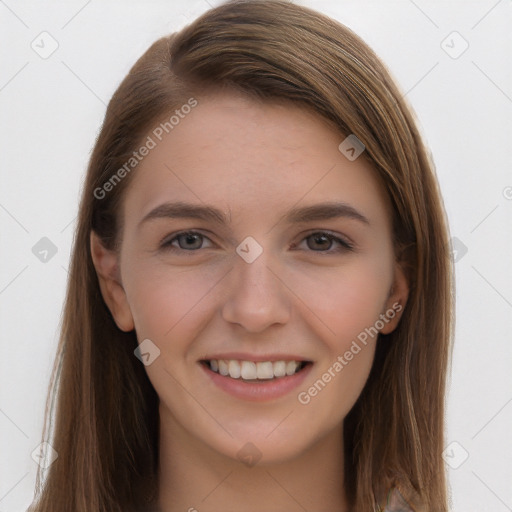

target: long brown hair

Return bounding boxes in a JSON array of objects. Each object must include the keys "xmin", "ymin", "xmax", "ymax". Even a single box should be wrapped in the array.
[{"xmin": 29, "ymin": 1, "xmax": 454, "ymax": 510}]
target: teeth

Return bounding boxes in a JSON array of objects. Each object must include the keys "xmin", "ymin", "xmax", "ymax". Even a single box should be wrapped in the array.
[
  {"xmin": 228, "ymin": 360, "xmax": 241, "ymax": 379},
  {"xmin": 273, "ymin": 361, "xmax": 286, "ymax": 377},
  {"xmin": 207, "ymin": 359, "xmax": 305, "ymax": 380},
  {"xmin": 241, "ymin": 361, "xmax": 257, "ymax": 379},
  {"xmin": 218, "ymin": 359, "xmax": 229, "ymax": 376},
  {"xmin": 256, "ymin": 361, "xmax": 274, "ymax": 379},
  {"xmin": 286, "ymin": 360, "xmax": 298, "ymax": 376}
]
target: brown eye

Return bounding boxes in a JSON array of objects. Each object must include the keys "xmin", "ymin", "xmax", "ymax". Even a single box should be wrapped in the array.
[
  {"xmin": 306, "ymin": 233, "xmax": 334, "ymax": 251},
  {"xmin": 298, "ymin": 231, "xmax": 354, "ymax": 253}
]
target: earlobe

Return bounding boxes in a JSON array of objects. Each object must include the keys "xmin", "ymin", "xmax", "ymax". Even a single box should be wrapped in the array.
[
  {"xmin": 90, "ymin": 231, "xmax": 135, "ymax": 332},
  {"xmin": 379, "ymin": 263, "xmax": 409, "ymax": 335}
]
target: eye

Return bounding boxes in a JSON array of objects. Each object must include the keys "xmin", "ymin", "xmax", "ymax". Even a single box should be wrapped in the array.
[
  {"xmin": 294, "ymin": 231, "xmax": 354, "ymax": 253},
  {"xmin": 160, "ymin": 231, "xmax": 213, "ymax": 251},
  {"xmin": 159, "ymin": 230, "xmax": 353, "ymax": 254}
]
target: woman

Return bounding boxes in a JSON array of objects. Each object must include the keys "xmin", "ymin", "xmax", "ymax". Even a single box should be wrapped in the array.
[{"xmin": 28, "ymin": 1, "xmax": 454, "ymax": 510}]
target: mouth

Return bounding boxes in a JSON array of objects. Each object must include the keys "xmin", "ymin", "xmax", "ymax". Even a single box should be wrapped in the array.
[
  {"xmin": 199, "ymin": 356, "xmax": 314, "ymax": 401},
  {"xmin": 200, "ymin": 358, "xmax": 313, "ymax": 382}
]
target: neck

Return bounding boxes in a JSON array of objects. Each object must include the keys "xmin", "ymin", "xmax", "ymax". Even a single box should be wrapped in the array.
[{"xmin": 156, "ymin": 405, "xmax": 349, "ymax": 512}]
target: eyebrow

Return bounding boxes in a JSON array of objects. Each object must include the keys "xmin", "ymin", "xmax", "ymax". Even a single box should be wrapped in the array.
[{"xmin": 137, "ymin": 200, "xmax": 370, "ymax": 229}]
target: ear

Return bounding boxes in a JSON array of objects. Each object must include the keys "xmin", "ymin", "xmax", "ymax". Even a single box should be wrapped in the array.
[
  {"xmin": 90, "ymin": 230, "xmax": 134, "ymax": 332},
  {"xmin": 379, "ymin": 262, "xmax": 409, "ymax": 335}
]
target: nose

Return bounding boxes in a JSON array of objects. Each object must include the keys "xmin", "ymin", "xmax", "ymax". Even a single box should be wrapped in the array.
[{"xmin": 221, "ymin": 250, "xmax": 291, "ymax": 333}]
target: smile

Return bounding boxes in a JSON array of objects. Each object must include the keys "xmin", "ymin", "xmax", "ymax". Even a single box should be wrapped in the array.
[
  {"xmin": 199, "ymin": 358, "xmax": 314, "ymax": 402},
  {"xmin": 204, "ymin": 359, "xmax": 310, "ymax": 380}
]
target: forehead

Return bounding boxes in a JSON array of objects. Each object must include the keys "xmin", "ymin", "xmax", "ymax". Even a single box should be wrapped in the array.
[{"xmin": 121, "ymin": 91, "xmax": 392, "ymax": 229}]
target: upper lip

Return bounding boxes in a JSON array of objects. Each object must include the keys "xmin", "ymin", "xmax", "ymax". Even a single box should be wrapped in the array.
[{"xmin": 200, "ymin": 352, "xmax": 313, "ymax": 363}]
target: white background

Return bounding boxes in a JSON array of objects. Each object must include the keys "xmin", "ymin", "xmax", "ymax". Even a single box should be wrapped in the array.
[{"xmin": 1, "ymin": 0, "xmax": 511, "ymax": 510}]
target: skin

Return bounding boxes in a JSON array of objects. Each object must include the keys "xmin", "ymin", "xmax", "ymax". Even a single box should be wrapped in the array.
[{"xmin": 91, "ymin": 90, "xmax": 408, "ymax": 512}]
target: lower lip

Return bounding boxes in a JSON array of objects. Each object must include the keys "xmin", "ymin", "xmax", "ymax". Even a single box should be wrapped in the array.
[{"xmin": 200, "ymin": 362, "xmax": 313, "ymax": 402}]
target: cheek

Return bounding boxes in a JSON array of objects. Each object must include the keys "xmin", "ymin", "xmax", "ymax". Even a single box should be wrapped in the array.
[
  {"xmin": 291, "ymin": 253, "xmax": 393, "ymax": 347},
  {"xmin": 290, "ymin": 254, "xmax": 391, "ymax": 413},
  {"xmin": 293, "ymin": 264, "xmax": 387, "ymax": 429},
  {"xmin": 124, "ymin": 262, "xmax": 218, "ymax": 351}
]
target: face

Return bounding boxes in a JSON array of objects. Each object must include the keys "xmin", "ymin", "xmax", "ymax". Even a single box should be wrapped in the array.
[{"xmin": 92, "ymin": 91, "xmax": 408, "ymax": 465}]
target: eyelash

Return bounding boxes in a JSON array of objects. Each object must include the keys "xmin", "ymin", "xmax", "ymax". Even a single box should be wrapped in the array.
[{"xmin": 159, "ymin": 230, "xmax": 354, "ymax": 254}]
